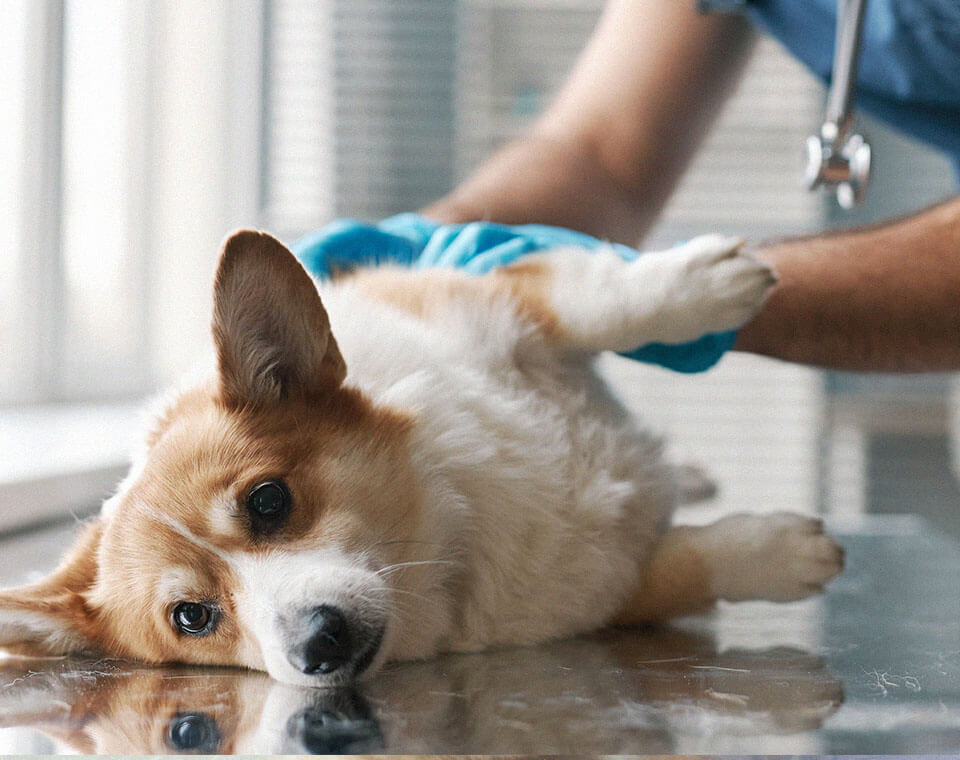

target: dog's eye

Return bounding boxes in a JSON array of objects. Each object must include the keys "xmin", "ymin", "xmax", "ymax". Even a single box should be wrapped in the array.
[
  {"xmin": 166, "ymin": 712, "xmax": 221, "ymax": 753},
  {"xmin": 246, "ymin": 479, "xmax": 291, "ymax": 530},
  {"xmin": 172, "ymin": 602, "xmax": 216, "ymax": 636}
]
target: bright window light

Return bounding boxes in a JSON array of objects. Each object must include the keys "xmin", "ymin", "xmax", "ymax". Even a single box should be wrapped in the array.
[
  {"xmin": 0, "ymin": 0, "xmax": 29, "ymax": 400},
  {"xmin": 61, "ymin": 0, "xmax": 143, "ymax": 398}
]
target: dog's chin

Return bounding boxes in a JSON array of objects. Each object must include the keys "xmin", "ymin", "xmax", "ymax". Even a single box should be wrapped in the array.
[{"xmin": 352, "ymin": 623, "xmax": 386, "ymax": 681}]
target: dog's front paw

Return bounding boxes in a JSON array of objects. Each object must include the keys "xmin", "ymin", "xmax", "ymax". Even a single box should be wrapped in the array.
[
  {"xmin": 709, "ymin": 512, "xmax": 844, "ymax": 603},
  {"xmin": 639, "ymin": 235, "xmax": 777, "ymax": 343}
]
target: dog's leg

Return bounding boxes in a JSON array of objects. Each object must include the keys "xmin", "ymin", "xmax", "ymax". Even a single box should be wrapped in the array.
[
  {"xmin": 611, "ymin": 512, "xmax": 844, "ymax": 624},
  {"xmin": 494, "ymin": 235, "xmax": 777, "ymax": 352},
  {"xmin": 349, "ymin": 235, "xmax": 774, "ymax": 352}
]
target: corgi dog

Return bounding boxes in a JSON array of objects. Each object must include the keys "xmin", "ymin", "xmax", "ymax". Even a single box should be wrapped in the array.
[{"xmin": 0, "ymin": 230, "xmax": 843, "ymax": 686}]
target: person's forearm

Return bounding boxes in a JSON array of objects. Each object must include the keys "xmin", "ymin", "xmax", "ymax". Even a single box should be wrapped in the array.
[
  {"xmin": 421, "ymin": 132, "xmax": 649, "ymax": 243},
  {"xmin": 736, "ymin": 196, "xmax": 960, "ymax": 371},
  {"xmin": 424, "ymin": 1, "xmax": 755, "ymax": 245}
]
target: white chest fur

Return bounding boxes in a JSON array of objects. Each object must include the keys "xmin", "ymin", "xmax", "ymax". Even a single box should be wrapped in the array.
[{"xmin": 321, "ymin": 281, "xmax": 678, "ymax": 656}]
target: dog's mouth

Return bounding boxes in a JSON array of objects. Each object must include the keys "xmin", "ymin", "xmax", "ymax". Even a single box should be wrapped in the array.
[{"xmin": 352, "ymin": 623, "xmax": 385, "ymax": 678}]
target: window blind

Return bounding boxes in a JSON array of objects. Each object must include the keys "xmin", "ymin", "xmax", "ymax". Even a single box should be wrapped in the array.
[{"xmin": 263, "ymin": 0, "xmax": 456, "ymax": 239}]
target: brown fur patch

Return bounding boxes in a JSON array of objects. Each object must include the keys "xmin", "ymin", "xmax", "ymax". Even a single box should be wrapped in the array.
[
  {"xmin": 348, "ymin": 260, "xmax": 563, "ymax": 340},
  {"xmin": 609, "ymin": 527, "xmax": 716, "ymax": 624}
]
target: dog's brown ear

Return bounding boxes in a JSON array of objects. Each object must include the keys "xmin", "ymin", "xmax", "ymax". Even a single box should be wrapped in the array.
[
  {"xmin": 0, "ymin": 521, "xmax": 102, "ymax": 657},
  {"xmin": 213, "ymin": 230, "xmax": 347, "ymax": 407}
]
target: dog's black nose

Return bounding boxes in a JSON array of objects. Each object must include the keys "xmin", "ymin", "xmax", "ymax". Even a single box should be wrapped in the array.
[{"xmin": 290, "ymin": 605, "xmax": 353, "ymax": 675}]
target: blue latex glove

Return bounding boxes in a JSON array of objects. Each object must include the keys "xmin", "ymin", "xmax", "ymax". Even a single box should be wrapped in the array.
[{"xmin": 292, "ymin": 214, "xmax": 736, "ymax": 372}]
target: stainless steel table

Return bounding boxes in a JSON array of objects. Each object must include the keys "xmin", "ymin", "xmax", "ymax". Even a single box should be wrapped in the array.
[{"xmin": 1, "ymin": 514, "xmax": 958, "ymax": 754}]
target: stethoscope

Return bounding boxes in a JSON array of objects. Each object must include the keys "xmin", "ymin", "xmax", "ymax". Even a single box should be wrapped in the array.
[
  {"xmin": 705, "ymin": 0, "xmax": 872, "ymax": 209},
  {"xmin": 804, "ymin": 0, "xmax": 872, "ymax": 209}
]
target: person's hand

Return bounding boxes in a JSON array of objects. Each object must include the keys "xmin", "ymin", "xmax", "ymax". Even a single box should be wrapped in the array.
[
  {"xmin": 292, "ymin": 213, "xmax": 438, "ymax": 273},
  {"xmin": 292, "ymin": 213, "xmax": 737, "ymax": 372}
]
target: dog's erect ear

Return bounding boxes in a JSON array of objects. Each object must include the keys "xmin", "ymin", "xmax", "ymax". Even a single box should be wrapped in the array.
[
  {"xmin": 0, "ymin": 521, "xmax": 102, "ymax": 657},
  {"xmin": 213, "ymin": 230, "xmax": 347, "ymax": 407}
]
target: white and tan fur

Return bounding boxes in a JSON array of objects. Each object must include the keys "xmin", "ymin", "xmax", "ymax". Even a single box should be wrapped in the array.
[{"xmin": 0, "ymin": 231, "xmax": 843, "ymax": 686}]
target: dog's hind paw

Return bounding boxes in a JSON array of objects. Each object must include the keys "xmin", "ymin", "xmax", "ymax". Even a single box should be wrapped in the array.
[{"xmin": 706, "ymin": 512, "xmax": 845, "ymax": 603}]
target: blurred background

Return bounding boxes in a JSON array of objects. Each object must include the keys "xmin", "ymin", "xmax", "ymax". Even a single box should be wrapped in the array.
[{"xmin": 1, "ymin": 0, "xmax": 958, "ymax": 536}]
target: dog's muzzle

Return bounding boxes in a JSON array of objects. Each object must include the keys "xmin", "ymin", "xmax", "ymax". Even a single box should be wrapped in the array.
[{"xmin": 285, "ymin": 605, "xmax": 384, "ymax": 678}]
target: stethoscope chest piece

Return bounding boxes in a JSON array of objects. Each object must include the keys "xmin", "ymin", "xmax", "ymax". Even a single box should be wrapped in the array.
[
  {"xmin": 805, "ymin": 125, "xmax": 871, "ymax": 210},
  {"xmin": 804, "ymin": 0, "xmax": 872, "ymax": 209}
]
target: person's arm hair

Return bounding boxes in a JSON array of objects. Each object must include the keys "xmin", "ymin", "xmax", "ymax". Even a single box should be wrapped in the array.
[
  {"xmin": 737, "ymin": 196, "xmax": 960, "ymax": 371},
  {"xmin": 423, "ymin": 0, "xmax": 756, "ymax": 245}
]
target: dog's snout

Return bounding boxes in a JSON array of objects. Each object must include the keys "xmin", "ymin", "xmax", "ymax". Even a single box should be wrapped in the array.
[{"xmin": 289, "ymin": 605, "xmax": 354, "ymax": 675}]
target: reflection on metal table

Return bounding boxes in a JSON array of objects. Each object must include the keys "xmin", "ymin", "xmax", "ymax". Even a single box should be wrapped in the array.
[{"xmin": 1, "ymin": 514, "xmax": 959, "ymax": 754}]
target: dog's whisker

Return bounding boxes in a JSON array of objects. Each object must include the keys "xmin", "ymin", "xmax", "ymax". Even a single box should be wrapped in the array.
[
  {"xmin": 366, "ymin": 580, "xmax": 442, "ymax": 613},
  {"xmin": 386, "ymin": 587, "xmax": 445, "ymax": 610},
  {"xmin": 353, "ymin": 594, "xmax": 391, "ymax": 612},
  {"xmin": 376, "ymin": 559, "xmax": 459, "ymax": 577},
  {"xmin": 370, "ymin": 539, "xmax": 447, "ymax": 549}
]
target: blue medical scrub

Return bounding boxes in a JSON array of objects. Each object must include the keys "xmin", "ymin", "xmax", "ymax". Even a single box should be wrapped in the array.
[{"xmin": 706, "ymin": 0, "xmax": 960, "ymax": 177}]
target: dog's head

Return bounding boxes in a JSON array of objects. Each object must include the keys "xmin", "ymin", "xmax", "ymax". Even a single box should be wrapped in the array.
[{"xmin": 0, "ymin": 231, "xmax": 429, "ymax": 685}]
